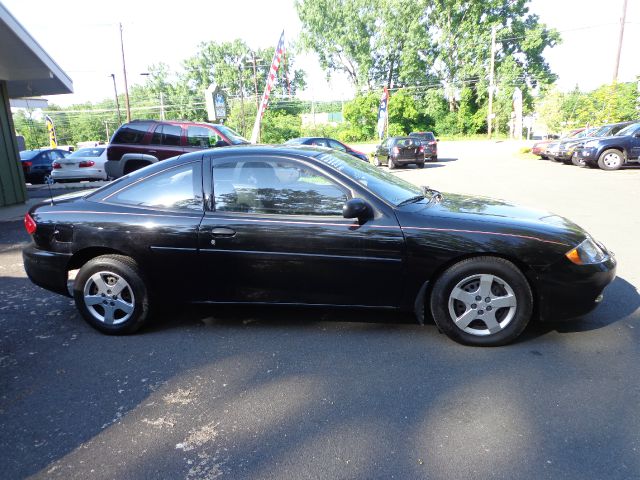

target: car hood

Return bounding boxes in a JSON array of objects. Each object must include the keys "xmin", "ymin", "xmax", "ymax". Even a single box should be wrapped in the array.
[{"xmin": 400, "ymin": 193, "xmax": 586, "ymax": 247}]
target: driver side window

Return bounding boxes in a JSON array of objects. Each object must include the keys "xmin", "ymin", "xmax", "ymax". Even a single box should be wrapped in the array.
[{"xmin": 213, "ymin": 158, "xmax": 349, "ymax": 216}]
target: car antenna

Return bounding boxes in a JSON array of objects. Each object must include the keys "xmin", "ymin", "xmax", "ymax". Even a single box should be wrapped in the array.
[{"xmin": 46, "ymin": 176, "xmax": 55, "ymax": 205}]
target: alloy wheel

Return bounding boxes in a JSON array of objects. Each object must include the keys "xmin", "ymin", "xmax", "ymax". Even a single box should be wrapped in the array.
[
  {"xmin": 447, "ymin": 274, "xmax": 517, "ymax": 336},
  {"xmin": 601, "ymin": 152, "xmax": 621, "ymax": 169},
  {"xmin": 82, "ymin": 271, "xmax": 135, "ymax": 325}
]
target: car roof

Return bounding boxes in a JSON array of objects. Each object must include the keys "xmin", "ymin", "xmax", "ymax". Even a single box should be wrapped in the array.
[{"xmin": 126, "ymin": 119, "xmax": 225, "ymax": 128}]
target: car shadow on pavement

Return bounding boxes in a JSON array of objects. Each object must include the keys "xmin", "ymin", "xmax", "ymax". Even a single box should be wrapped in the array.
[
  {"xmin": 520, "ymin": 276, "xmax": 639, "ymax": 340},
  {"xmin": 434, "ymin": 157, "xmax": 458, "ymax": 163}
]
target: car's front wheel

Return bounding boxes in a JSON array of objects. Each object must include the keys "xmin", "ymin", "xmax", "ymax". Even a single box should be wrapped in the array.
[
  {"xmin": 73, "ymin": 254, "xmax": 151, "ymax": 334},
  {"xmin": 598, "ymin": 149, "xmax": 624, "ymax": 171},
  {"xmin": 429, "ymin": 257, "xmax": 533, "ymax": 346},
  {"xmin": 572, "ymin": 155, "xmax": 586, "ymax": 167}
]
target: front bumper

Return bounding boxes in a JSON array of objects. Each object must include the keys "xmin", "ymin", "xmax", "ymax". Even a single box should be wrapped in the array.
[
  {"xmin": 575, "ymin": 147, "xmax": 598, "ymax": 162},
  {"xmin": 23, "ymin": 245, "xmax": 72, "ymax": 297},
  {"xmin": 536, "ymin": 254, "xmax": 617, "ymax": 322}
]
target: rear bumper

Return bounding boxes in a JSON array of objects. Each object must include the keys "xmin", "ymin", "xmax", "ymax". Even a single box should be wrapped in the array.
[
  {"xmin": 51, "ymin": 169, "xmax": 106, "ymax": 180},
  {"xmin": 104, "ymin": 160, "xmax": 123, "ymax": 179},
  {"xmin": 23, "ymin": 245, "xmax": 71, "ymax": 297},
  {"xmin": 392, "ymin": 156, "xmax": 423, "ymax": 165},
  {"xmin": 536, "ymin": 255, "xmax": 617, "ymax": 322}
]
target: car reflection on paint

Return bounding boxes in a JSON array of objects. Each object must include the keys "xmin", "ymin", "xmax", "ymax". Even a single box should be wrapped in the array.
[{"xmin": 23, "ymin": 145, "xmax": 616, "ymax": 346}]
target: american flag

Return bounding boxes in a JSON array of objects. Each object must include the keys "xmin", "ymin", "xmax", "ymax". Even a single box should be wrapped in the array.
[{"xmin": 250, "ymin": 30, "xmax": 285, "ymax": 143}]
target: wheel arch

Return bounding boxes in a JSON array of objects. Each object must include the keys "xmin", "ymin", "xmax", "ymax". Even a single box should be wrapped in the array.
[
  {"xmin": 68, "ymin": 246, "xmax": 131, "ymax": 271},
  {"xmin": 415, "ymin": 252, "xmax": 540, "ymax": 324}
]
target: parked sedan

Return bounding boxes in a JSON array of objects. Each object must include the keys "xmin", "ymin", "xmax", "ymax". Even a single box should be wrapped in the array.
[
  {"xmin": 23, "ymin": 146, "xmax": 616, "ymax": 346},
  {"xmin": 575, "ymin": 122, "xmax": 640, "ymax": 170},
  {"xmin": 409, "ymin": 131, "xmax": 438, "ymax": 161},
  {"xmin": 19, "ymin": 149, "xmax": 70, "ymax": 184},
  {"xmin": 545, "ymin": 128, "xmax": 596, "ymax": 162},
  {"xmin": 532, "ymin": 129, "xmax": 582, "ymax": 159},
  {"xmin": 284, "ymin": 137, "xmax": 368, "ymax": 162},
  {"xmin": 51, "ymin": 147, "xmax": 108, "ymax": 182},
  {"xmin": 373, "ymin": 137, "xmax": 424, "ymax": 169}
]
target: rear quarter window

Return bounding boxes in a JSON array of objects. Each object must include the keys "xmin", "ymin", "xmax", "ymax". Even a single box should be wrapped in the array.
[{"xmin": 112, "ymin": 123, "xmax": 152, "ymax": 145}]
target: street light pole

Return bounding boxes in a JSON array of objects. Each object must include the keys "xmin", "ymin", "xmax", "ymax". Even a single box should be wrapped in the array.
[
  {"xmin": 109, "ymin": 73, "xmax": 122, "ymax": 125},
  {"xmin": 613, "ymin": 0, "xmax": 629, "ymax": 84},
  {"xmin": 487, "ymin": 25, "xmax": 497, "ymax": 139},
  {"xmin": 119, "ymin": 22, "xmax": 131, "ymax": 123},
  {"xmin": 238, "ymin": 61, "xmax": 246, "ymax": 135}
]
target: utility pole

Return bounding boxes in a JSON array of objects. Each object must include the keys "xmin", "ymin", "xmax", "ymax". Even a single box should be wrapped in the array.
[
  {"xmin": 251, "ymin": 51, "xmax": 260, "ymax": 110},
  {"xmin": 109, "ymin": 73, "xmax": 122, "ymax": 125},
  {"xmin": 238, "ymin": 61, "xmax": 246, "ymax": 136},
  {"xmin": 613, "ymin": 0, "xmax": 629, "ymax": 84},
  {"xmin": 119, "ymin": 23, "xmax": 131, "ymax": 123},
  {"xmin": 159, "ymin": 92, "xmax": 166, "ymax": 120},
  {"xmin": 487, "ymin": 25, "xmax": 497, "ymax": 139}
]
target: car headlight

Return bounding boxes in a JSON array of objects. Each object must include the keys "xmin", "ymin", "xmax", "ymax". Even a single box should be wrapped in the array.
[{"xmin": 565, "ymin": 237, "xmax": 608, "ymax": 265}]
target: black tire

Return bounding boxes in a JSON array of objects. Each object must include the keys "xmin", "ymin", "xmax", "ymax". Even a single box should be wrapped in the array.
[
  {"xmin": 429, "ymin": 256, "xmax": 533, "ymax": 347},
  {"xmin": 417, "ymin": 162, "xmax": 425, "ymax": 169},
  {"xmin": 572, "ymin": 155, "xmax": 586, "ymax": 167},
  {"xmin": 388, "ymin": 157, "xmax": 396, "ymax": 170},
  {"xmin": 597, "ymin": 149, "xmax": 624, "ymax": 171},
  {"xmin": 540, "ymin": 155, "xmax": 548, "ymax": 160},
  {"xmin": 73, "ymin": 254, "xmax": 151, "ymax": 334},
  {"xmin": 431, "ymin": 156, "xmax": 438, "ymax": 162}
]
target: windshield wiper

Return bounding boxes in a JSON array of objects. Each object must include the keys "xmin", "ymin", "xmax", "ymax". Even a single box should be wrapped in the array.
[{"xmin": 397, "ymin": 195, "xmax": 425, "ymax": 207}]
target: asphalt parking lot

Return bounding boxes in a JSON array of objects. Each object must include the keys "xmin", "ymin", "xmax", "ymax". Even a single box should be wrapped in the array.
[{"xmin": 1, "ymin": 141, "xmax": 639, "ymax": 479}]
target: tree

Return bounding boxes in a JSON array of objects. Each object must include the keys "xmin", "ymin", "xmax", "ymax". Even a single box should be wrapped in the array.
[{"xmin": 182, "ymin": 39, "xmax": 306, "ymax": 100}]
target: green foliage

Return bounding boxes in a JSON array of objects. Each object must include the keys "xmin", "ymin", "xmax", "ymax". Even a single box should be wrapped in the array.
[
  {"xmin": 342, "ymin": 93, "xmax": 379, "ymax": 140},
  {"xmin": 536, "ymin": 82, "xmax": 639, "ymax": 133},
  {"xmin": 260, "ymin": 111, "xmax": 302, "ymax": 144}
]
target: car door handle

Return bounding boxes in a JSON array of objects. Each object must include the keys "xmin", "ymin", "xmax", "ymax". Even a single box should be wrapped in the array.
[{"xmin": 211, "ymin": 227, "xmax": 236, "ymax": 237}]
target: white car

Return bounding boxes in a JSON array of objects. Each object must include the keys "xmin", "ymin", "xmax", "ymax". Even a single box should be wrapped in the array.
[{"xmin": 51, "ymin": 147, "xmax": 108, "ymax": 182}]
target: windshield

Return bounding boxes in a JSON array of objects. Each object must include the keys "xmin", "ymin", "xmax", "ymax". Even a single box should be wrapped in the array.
[
  {"xmin": 591, "ymin": 126, "xmax": 611, "ymax": 137},
  {"xmin": 615, "ymin": 123, "xmax": 640, "ymax": 137},
  {"xmin": 68, "ymin": 148, "xmax": 105, "ymax": 158},
  {"xmin": 19, "ymin": 150, "xmax": 40, "ymax": 160},
  {"xmin": 284, "ymin": 138, "xmax": 304, "ymax": 145},
  {"xmin": 215, "ymin": 125, "xmax": 249, "ymax": 145},
  {"xmin": 316, "ymin": 150, "xmax": 423, "ymax": 206}
]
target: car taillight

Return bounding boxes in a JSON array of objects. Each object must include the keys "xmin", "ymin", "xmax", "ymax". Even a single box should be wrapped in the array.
[
  {"xmin": 428, "ymin": 141, "xmax": 437, "ymax": 145},
  {"xmin": 23, "ymin": 161, "xmax": 32, "ymax": 167},
  {"xmin": 419, "ymin": 146, "xmax": 425, "ymax": 152},
  {"xmin": 392, "ymin": 147, "xmax": 400, "ymax": 155},
  {"xmin": 79, "ymin": 160, "xmax": 95, "ymax": 168},
  {"xmin": 52, "ymin": 162, "xmax": 61, "ymax": 169},
  {"xmin": 24, "ymin": 213, "xmax": 37, "ymax": 235}
]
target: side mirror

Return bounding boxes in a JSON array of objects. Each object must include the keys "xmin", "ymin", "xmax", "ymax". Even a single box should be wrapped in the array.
[
  {"xmin": 436, "ymin": 138, "xmax": 440, "ymax": 142},
  {"xmin": 343, "ymin": 198, "xmax": 372, "ymax": 221}
]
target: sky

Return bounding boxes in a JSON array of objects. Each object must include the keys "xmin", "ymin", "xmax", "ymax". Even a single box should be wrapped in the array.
[{"xmin": 3, "ymin": 0, "xmax": 640, "ymax": 107}]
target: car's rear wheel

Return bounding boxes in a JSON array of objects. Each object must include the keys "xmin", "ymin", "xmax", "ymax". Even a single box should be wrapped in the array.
[
  {"xmin": 431, "ymin": 156, "xmax": 438, "ymax": 162},
  {"xmin": 598, "ymin": 149, "xmax": 624, "ymax": 171},
  {"xmin": 388, "ymin": 157, "xmax": 396, "ymax": 169},
  {"xmin": 417, "ymin": 162, "xmax": 425, "ymax": 169},
  {"xmin": 429, "ymin": 257, "xmax": 533, "ymax": 346},
  {"xmin": 73, "ymin": 255, "xmax": 150, "ymax": 334}
]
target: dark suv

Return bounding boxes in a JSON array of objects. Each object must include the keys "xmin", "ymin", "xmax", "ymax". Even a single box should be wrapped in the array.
[
  {"xmin": 106, "ymin": 120, "xmax": 248, "ymax": 178},
  {"xmin": 574, "ymin": 122, "xmax": 640, "ymax": 170},
  {"xmin": 409, "ymin": 131, "xmax": 438, "ymax": 161}
]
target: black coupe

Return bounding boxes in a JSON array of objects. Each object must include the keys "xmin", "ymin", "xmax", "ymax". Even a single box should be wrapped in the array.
[{"xmin": 23, "ymin": 146, "xmax": 616, "ymax": 346}]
